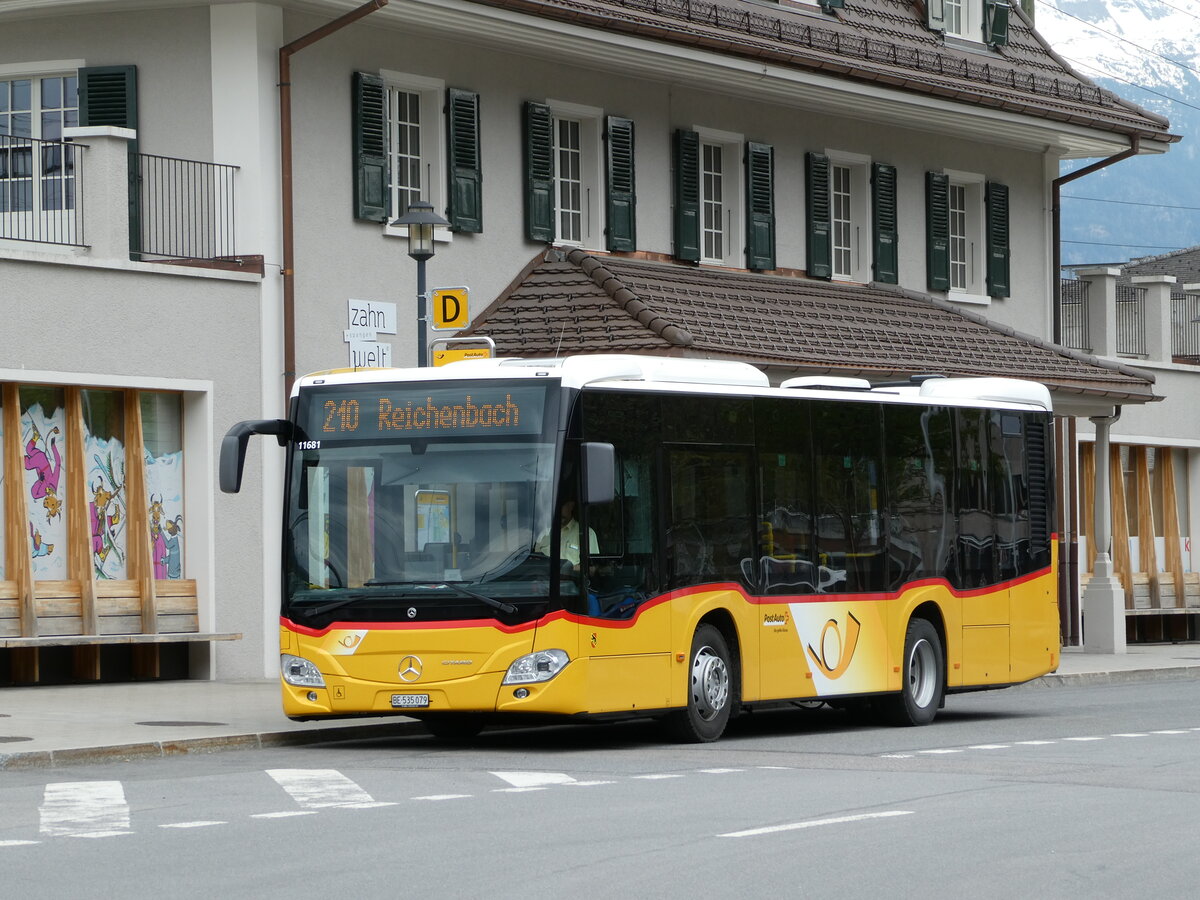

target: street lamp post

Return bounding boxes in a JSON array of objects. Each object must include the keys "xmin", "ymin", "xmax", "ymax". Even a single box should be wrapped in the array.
[{"xmin": 392, "ymin": 199, "xmax": 450, "ymax": 367}]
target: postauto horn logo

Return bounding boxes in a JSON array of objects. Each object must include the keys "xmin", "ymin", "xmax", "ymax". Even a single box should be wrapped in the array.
[{"xmin": 805, "ymin": 612, "xmax": 862, "ymax": 679}]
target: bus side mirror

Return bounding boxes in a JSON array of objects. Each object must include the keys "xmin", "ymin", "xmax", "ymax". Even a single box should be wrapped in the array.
[
  {"xmin": 220, "ymin": 419, "xmax": 293, "ymax": 493},
  {"xmin": 582, "ymin": 441, "xmax": 616, "ymax": 505}
]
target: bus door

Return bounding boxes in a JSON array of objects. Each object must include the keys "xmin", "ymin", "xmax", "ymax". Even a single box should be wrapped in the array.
[{"xmin": 957, "ymin": 409, "xmax": 1012, "ymax": 684}]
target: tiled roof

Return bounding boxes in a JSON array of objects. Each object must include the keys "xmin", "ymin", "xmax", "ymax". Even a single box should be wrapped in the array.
[
  {"xmin": 465, "ymin": 248, "xmax": 1157, "ymax": 402},
  {"xmin": 1121, "ymin": 247, "xmax": 1200, "ymax": 298},
  {"xmin": 468, "ymin": 0, "xmax": 1175, "ymax": 142}
]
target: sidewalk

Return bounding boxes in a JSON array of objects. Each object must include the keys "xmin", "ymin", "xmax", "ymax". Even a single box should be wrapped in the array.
[{"xmin": 3, "ymin": 644, "xmax": 1200, "ymax": 769}]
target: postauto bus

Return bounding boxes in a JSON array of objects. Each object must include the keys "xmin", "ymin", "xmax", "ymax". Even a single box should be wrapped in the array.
[{"xmin": 220, "ymin": 354, "xmax": 1059, "ymax": 742}]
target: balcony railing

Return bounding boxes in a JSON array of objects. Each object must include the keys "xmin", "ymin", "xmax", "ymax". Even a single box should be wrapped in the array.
[
  {"xmin": 1172, "ymin": 292, "xmax": 1200, "ymax": 364},
  {"xmin": 136, "ymin": 153, "xmax": 237, "ymax": 261},
  {"xmin": 1059, "ymin": 277, "xmax": 1091, "ymax": 352},
  {"xmin": 1115, "ymin": 284, "xmax": 1147, "ymax": 357},
  {"xmin": 0, "ymin": 135, "xmax": 84, "ymax": 246}
]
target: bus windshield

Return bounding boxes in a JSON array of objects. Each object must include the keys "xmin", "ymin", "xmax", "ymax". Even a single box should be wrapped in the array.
[{"xmin": 282, "ymin": 380, "xmax": 559, "ymax": 624}]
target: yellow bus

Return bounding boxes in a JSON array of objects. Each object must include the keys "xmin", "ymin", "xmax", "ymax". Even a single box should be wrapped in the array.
[{"xmin": 221, "ymin": 354, "xmax": 1059, "ymax": 742}]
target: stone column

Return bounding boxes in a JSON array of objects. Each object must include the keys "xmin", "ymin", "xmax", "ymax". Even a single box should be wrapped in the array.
[
  {"xmin": 1075, "ymin": 267, "xmax": 1119, "ymax": 357},
  {"xmin": 1083, "ymin": 411, "xmax": 1127, "ymax": 653},
  {"xmin": 1132, "ymin": 274, "xmax": 1176, "ymax": 363},
  {"xmin": 62, "ymin": 125, "xmax": 135, "ymax": 262}
]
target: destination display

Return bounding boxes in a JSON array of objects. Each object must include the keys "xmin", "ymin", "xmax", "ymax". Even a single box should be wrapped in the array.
[{"xmin": 299, "ymin": 383, "xmax": 548, "ymax": 441}]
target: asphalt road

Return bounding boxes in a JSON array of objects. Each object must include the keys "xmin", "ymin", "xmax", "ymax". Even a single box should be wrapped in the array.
[{"xmin": 4, "ymin": 678, "xmax": 1200, "ymax": 898}]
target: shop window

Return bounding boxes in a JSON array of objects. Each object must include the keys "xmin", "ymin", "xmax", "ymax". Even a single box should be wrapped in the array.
[
  {"xmin": 21, "ymin": 386, "xmax": 68, "ymax": 580},
  {"xmin": 141, "ymin": 392, "xmax": 185, "ymax": 579},
  {"xmin": 83, "ymin": 389, "xmax": 127, "ymax": 578}
]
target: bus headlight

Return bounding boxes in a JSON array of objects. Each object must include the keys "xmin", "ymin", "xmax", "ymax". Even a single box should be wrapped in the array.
[
  {"xmin": 281, "ymin": 653, "xmax": 326, "ymax": 688},
  {"xmin": 503, "ymin": 649, "xmax": 570, "ymax": 685}
]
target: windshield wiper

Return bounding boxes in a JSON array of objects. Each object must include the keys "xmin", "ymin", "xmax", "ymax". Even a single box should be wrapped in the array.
[{"xmin": 310, "ymin": 581, "xmax": 519, "ymax": 617}]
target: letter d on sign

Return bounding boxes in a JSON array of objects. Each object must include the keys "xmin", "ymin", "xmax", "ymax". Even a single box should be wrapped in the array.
[{"xmin": 432, "ymin": 286, "xmax": 470, "ymax": 330}]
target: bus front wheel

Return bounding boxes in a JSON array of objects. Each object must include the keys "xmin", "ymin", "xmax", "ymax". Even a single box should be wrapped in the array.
[
  {"xmin": 666, "ymin": 624, "xmax": 734, "ymax": 743},
  {"xmin": 884, "ymin": 618, "xmax": 944, "ymax": 726}
]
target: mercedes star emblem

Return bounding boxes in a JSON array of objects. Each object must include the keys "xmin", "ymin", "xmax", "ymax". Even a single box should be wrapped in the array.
[
  {"xmin": 407, "ymin": 607, "xmax": 417, "ymax": 619},
  {"xmin": 398, "ymin": 655, "xmax": 423, "ymax": 682}
]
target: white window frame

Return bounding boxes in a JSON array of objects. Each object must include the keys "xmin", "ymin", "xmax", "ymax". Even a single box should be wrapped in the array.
[
  {"xmin": 695, "ymin": 126, "xmax": 743, "ymax": 268},
  {"xmin": 380, "ymin": 70, "xmax": 450, "ymax": 244},
  {"xmin": 0, "ymin": 61, "xmax": 83, "ymax": 244},
  {"xmin": 943, "ymin": 0, "xmax": 984, "ymax": 43},
  {"xmin": 825, "ymin": 149, "xmax": 871, "ymax": 283},
  {"xmin": 944, "ymin": 168, "xmax": 987, "ymax": 303},
  {"xmin": 545, "ymin": 99, "xmax": 603, "ymax": 249}
]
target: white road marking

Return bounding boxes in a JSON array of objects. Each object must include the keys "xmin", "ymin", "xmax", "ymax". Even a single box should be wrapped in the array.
[
  {"xmin": 698, "ymin": 768, "xmax": 744, "ymax": 774},
  {"xmin": 40, "ymin": 782, "xmax": 130, "ymax": 838},
  {"xmin": 1014, "ymin": 740, "xmax": 1056, "ymax": 745},
  {"xmin": 267, "ymin": 769, "xmax": 388, "ymax": 809},
  {"xmin": 1064, "ymin": 736, "xmax": 1104, "ymax": 742},
  {"xmin": 918, "ymin": 748, "xmax": 963, "ymax": 754},
  {"xmin": 567, "ymin": 781, "xmax": 617, "ymax": 787},
  {"xmin": 719, "ymin": 810, "xmax": 914, "ymax": 838},
  {"xmin": 1113, "ymin": 733, "xmax": 1149, "ymax": 738},
  {"xmin": 968, "ymin": 745, "xmax": 1009, "ymax": 750},
  {"xmin": 0, "ymin": 840, "xmax": 40, "ymax": 847},
  {"xmin": 412, "ymin": 794, "xmax": 473, "ymax": 801},
  {"xmin": 251, "ymin": 811, "xmax": 318, "ymax": 819},
  {"xmin": 492, "ymin": 787, "xmax": 547, "ymax": 793},
  {"xmin": 1152, "ymin": 730, "xmax": 1189, "ymax": 735},
  {"xmin": 491, "ymin": 771, "xmax": 576, "ymax": 788},
  {"xmin": 160, "ymin": 821, "xmax": 227, "ymax": 829},
  {"xmin": 880, "ymin": 754, "xmax": 915, "ymax": 759},
  {"xmin": 632, "ymin": 774, "xmax": 684, "ymax": 780}
]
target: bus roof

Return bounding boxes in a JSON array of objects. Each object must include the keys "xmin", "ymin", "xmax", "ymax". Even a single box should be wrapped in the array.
[{"xmin": 296, "ymin": 355, "xmax": 1051, "ymax": 412}]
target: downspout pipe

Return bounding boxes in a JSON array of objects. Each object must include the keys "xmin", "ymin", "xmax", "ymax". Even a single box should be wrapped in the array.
[
  {"xmin": 1050, "ymin": 136, "xmax": 1138, "ymax": 645},
  {"xmin": 1051, "ymin": 136, "xmax": 1139, "ymax": 343},
  {"xmin": 280, "ymin": 0, "xmax": 389, "ymax": 408}
]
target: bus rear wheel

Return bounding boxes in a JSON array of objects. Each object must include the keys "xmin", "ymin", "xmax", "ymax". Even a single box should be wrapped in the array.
[
  {"xmin": 666, "ymin": 624, "xmax": 734, "ymax": 743},
  {"xmin": 884, "ymin": 618, "xmax": 944, "ymax": 726}
]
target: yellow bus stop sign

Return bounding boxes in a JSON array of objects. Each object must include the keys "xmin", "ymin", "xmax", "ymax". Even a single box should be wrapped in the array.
[
  {"xmin": 432, "ymin": 286, "xmax": 470, "ymax": 330},
  {"xmin": 433, "ymin": 346, "xmax": 492, "ymax": 366}
]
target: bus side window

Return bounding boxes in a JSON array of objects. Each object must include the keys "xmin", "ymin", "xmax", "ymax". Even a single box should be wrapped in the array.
[{"xmin": 955, "ymin": 408, "xmax": 995, "ymax": 588}]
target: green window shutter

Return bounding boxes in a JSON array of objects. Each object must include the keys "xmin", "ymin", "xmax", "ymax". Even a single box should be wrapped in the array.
[
  {"xmin": 926, "ymin": 171, "xmax": 951, "ymax": 291},
  {"xmin": 986, "ymin": 181, "xmax": 1011, "ymax": 297},
  {"xmin": 672, "ymin": 130, "xmax": 700, "ymax": 264},
  {"xmin": 524, "ymin": 101, "xmax": 554, "ymax": 243},
  {"xmin": 926, "ymin": 0, "xmax": 946, "ymax": 31},
  {"xmin": 805, "ymin": 151, "xmax": 832, "ymax": 280},
  {"xmin": 79, "ymin": 65, "xmax": 140, "ymax": 257},
  {"xmin": 673, "ymin": 129, "xmax": 700, "ymax": 262},
  {"xmin": 871, "ymin": 162, "xmax": 898, "ymax": 284},
  {"xmin": 352, "ymin": 72, "xmax": 389, "ymax": 223},
  {"xmin": 446, "ymin": 88, "xmax": 482, "ymax": 233},
  {"xmin": 985, "ymin": 1, "xmax": 1012, "ymax": 46},
  {"xmin": 605, "ymin": 115, "xmax": 636, "ymax": 252},
  {"xmin": 745, "ymin": 141, "xmax": 775, "ymax": 271}
]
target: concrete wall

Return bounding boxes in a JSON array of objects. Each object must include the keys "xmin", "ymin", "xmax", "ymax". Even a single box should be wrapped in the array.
[{"xmin": 0, "ymin": 256, "xmax": 267, "ymax": 679}]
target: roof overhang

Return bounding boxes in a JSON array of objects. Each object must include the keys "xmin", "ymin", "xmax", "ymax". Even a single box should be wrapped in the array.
[{"xmin": 4, "ymin": 0, "xmax": 1168, "ymax": 160}]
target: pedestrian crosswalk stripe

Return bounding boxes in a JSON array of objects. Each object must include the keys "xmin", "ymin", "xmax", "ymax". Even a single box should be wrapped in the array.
[
  {"xmin": 267, "ymin": 769, "xmax": 382, "ymax": 808},
  {"xmin": 160, "ymin": 821, "xmax": 227, "ymax": 829},
  {"xmin": 490, "ymin": 771, "xmax": 576, "ymax": 788},
  {"xmin": 40, "ymin": 781, "xmax": 130, "ymax": 838}
]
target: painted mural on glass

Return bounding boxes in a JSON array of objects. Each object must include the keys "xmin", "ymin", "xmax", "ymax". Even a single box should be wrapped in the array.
[
  {"xmin": 87, "ymin": 439, "xmax": 127, "ymax": 579},
  {"xmin": 22, "ymin": 397, "xmax": 67, "ymax": 579},
  {"xmin": 146, "ymin": 449, "xmax": 184, "ymax": 579}
]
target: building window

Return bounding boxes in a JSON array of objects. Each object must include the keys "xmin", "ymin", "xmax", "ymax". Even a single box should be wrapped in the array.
[
  {"xmin": 0, "ymin": 72, "xmax": 78, "ymax": 223},
  {"xmin": 382, "ymin": 72, "xmax": 444, "ymax": 229},
  {"xmin": 946, "ymin": 170, "xmax": 985, "ymax": 298},
  {"xmin": 555, "ymin": 117, "xmax": 583, "ymax": 244},
  {"xmin": 935, "ymin": 0, "xmax": 983, "ymax": 41},
  {"xmin": 701, "ymin": 141, "xmax": 724, "ymax": 263},
  {"xmin": 828, "ymin": 154, "xmax": 871, "ymax": 281},
  {"xmin": 696, "ymin": 128, "xmax": 742, "ymax": 267}
]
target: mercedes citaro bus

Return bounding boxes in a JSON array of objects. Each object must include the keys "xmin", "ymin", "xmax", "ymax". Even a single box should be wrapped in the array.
[{"xmin": 221, "ymin": 354, "xmax": 1059, "ymax": 741}]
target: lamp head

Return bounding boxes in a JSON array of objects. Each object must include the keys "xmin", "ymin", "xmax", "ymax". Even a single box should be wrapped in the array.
[{"xmin": 391, "ymin": 199, "xmax": 450, "ymax": 261}]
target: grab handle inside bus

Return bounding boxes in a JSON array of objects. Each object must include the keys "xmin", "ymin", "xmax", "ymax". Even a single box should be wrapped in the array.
[
  {"xmin": 220, "ymin": 419, "xmax": 294, "ymax": 494},
  {"xmin": 582, "ymin": 441, "xmax": 616, "ymax": 506}
]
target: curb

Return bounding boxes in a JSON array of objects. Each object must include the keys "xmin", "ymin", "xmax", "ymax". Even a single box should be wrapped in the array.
[
  {"xmin": 0, "ymin": 720, "xmax": 427, "ymax": 771},
  {"xmin": 1033, "ymin": 665, "xmax": 1200, "ymax": 689}
]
